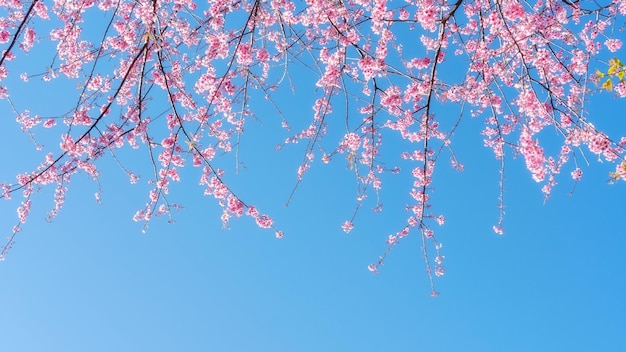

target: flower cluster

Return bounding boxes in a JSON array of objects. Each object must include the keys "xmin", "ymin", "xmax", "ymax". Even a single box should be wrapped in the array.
[{"xmin": 0, "ymin": 0, "xmax": 624, "ymax": 295}]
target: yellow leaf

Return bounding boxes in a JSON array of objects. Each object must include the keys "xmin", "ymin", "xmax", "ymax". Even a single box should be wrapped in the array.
[
  {"xmin": 602, "ymin": 78, "xmax": 613, "ymax": 91},
  {"xmin": 608, "ymin": 65, "xmax": 616, "ymax": 75},
  {"xmin": 596, "ymin": 69, "xmax": 605, "ymax": 78},
  {"xmin": 142, "ymin": 32, "xmax": 154, "ymax": 43},
  {"xmin": 618, "ymin": 71, "xmax": 625, "ymax": 81}
]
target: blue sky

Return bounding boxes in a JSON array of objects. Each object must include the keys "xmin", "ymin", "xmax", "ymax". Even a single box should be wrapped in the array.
[
  {"xmin": 2, "ymin": 84, "xmax": 626, "ymax": 351},
  {"xmin": 1, "ymin": 4, "xmax": 626, "ymax": 352}
]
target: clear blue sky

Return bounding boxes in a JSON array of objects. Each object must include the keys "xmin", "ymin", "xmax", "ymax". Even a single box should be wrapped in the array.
[{"xmin": 1, "ymin": 5, "xmax": 626, "ymax": 352}]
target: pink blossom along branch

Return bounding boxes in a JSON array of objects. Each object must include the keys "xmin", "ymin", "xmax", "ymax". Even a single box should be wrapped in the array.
[{"xmin": 0, "ymin": 0, "xmax": 624, "ymax": 294}]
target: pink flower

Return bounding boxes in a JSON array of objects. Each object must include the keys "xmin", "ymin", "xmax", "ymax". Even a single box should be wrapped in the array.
[
  {"xmin": 399, "ymin": 8, "xmax": 410, "ymax": 21},
  {"xmin": 20, "ymin": 27, "xmax": 37, "ymax": 52},
  {"xmin": 436, "ymin": 215, "xmax": 445, "ymax": 225},
  {"xmin": 161, "ymin": 134, "xmax": 176, "ymax": 149},
  {"xmin": 17, "ymin": 200, "xmax": 31, "ymax": 223},
  {"xmin": 33, "ymin": 2, "xmax": 49, "ymax": 19},
  {"xmin": 0, "ymin": 31, "xmax": 9, "ymax": 44},
  {"xmin": 221, "ymin": 211, "xmax": 230, "ymax": 226},
  {"xmin": 435, "ymin": 265, "xmax": 445, "ymax": 277},
  {"xmin": 605, "ymin": 39, "xmax": 622, "ymax": 52},
  {"xmin": 43, "ymin": 119, "xmax": 56, "ymax": 128},
  {"xmin": 297, "ymin": 163, "xmax": 309, "ymax": 180},
  {"xmin": 227, "ymin": 195, "xmax": 244, "ymax": 217},
  {"xmin": 571, "ymin": 168, "xmax": 583, "ymax": 181},
  {"xmin": 493, "ymin": 225, "xmax": 505, "ymax": 235},
  {"xmin": 367, "ymin": 264, "xmax": 378, "ymax": 273},
  {"xmin": 256, "ymin": 48, "xmax": 269, "ymax": 62},
  {"xmin": 256, "ymin": 215, "xmax": 273, "ymax": 229},
  {"xmin": 341, "ymin": 220, "xmax": 354, "ymax": 233},
  {"xmin": 615, "ymin": 81, "xmax": 626, "ymax": 97},
  {"xmin": 246, "ymin": 206, "xmax": 259, "ymax": 218},
  {"xmin": 406, "ymin": 57, "xmax": 430, "ymax": 70},
  {"xmin": 342, "ymin": 133, "xmax": 360, "ymax": 151}
]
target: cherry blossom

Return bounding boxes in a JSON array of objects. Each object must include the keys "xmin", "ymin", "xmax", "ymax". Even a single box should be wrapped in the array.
[
  {"xmin": 341, "ymin": 221, "xmax": 354, "ymax": 234},
  {"xmin": 0, "ymin": 0, "xmax": 622, "ymax": 295}
]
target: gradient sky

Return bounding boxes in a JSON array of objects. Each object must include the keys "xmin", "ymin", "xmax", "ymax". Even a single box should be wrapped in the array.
[{"xmin": 1, "ymin": 6, "xmax": 626, "ymax": 352}]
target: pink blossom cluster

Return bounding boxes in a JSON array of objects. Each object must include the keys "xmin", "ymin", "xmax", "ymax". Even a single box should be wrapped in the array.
[{"xmin": 0, "ymin": 0, "xmax": 625, "ymax": 294}]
